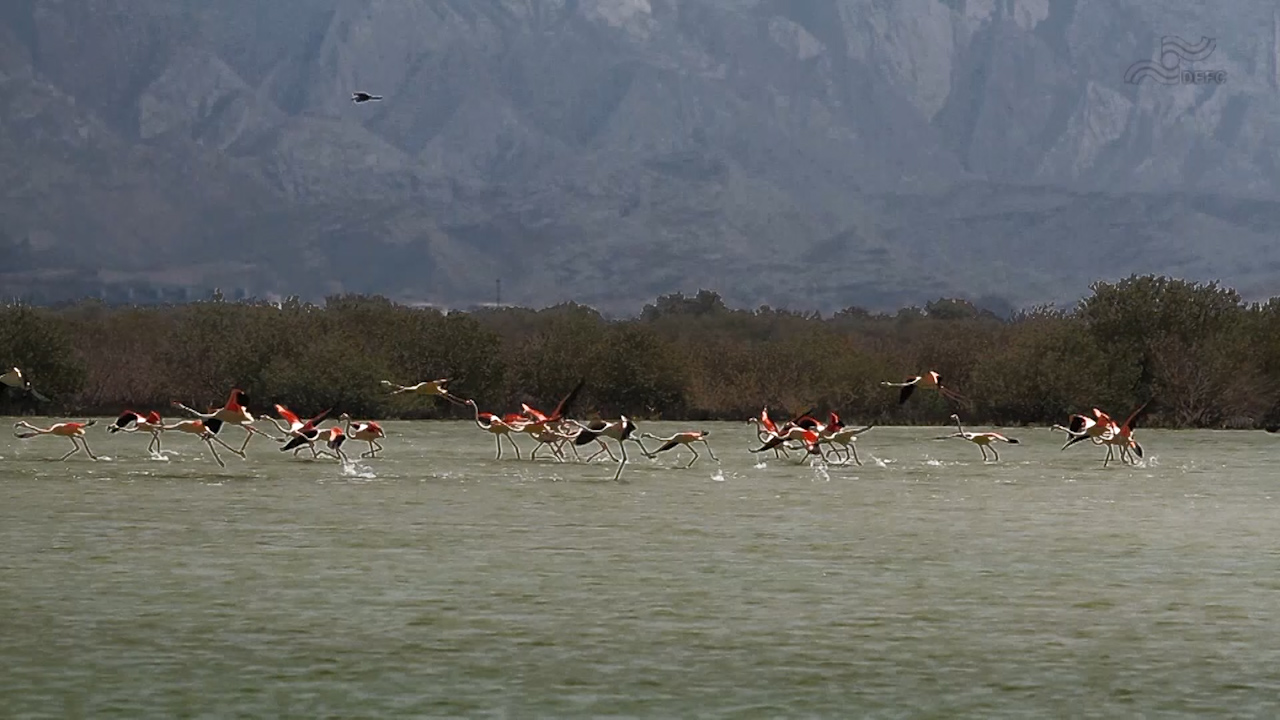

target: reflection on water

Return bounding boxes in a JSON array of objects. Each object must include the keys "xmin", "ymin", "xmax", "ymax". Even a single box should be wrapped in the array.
[{"xmin": 2, "ymin": 421, "xmax": 1279, "ymax": 717}]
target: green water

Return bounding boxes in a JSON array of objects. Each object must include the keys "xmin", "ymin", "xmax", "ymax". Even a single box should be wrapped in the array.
[{"xmin": 2, "ymin": 420, "xmax": 1279, "ymax": 717}]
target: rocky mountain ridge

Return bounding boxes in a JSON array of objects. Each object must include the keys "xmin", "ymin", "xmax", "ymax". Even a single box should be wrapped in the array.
[{"xmin": 2, "ymin": 0, "xmax": 1279, "ymax": 313}]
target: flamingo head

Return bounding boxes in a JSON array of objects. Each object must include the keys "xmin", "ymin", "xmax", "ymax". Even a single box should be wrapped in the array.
[
  {"xmin": 929, "ymin": 371, "xmax": 942, "ymax": 383},
  {"xmin": 950, "ymin": 413, "xmax": 960, "ymax": 421}
]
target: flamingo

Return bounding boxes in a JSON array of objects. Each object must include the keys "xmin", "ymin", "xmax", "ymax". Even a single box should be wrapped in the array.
[
  {"xmin": 518, "ymin": 379, "xmax": 586, "ymax": 429},
  {"xmin": 171, "ymin": 388, "xmax": 272, "ymax": 453},
  {"xmin": 551, "ymin": 421, "xmax": 618, "ymax": 463},
  {"xmin": 749, "ymin": 406, "xmax": 820, "ymax": 458},
  {"xmin": 13, "ymin": 419, "xmax": 98, "ymax": 460},
  {"xmin": 1056, "ymin": 401, "xmax": 1148, "ymax": 466},
  {"xmin": 569, "ymin": 415, "xmax": 650, "ymax": 481},
  {"xmin": 340, "ymin": 413, "xmax": 386, "ymax": 458},
  {"xmin": 1094, "ymin": 401, "xmax": 1149, "ymax": 467},
  {"xmin": 750, "ymin": 425, "xmax": 824, "ymax": 462},
  {"xmin": 1, "ymin": 367, "xmax": 50, "ymax": 401},
  {"xmin": 463, "ymin": 399, "xmax": 524, "ymax": 459},
  {"xmin": 352, "ymin": 92, "xmax": 383, "ymax": 103},
  {"xmin": 162, "ymin": 417, "xmax": 242, "ymax": 467},
  {"xmin": 640, "ymin": 431, "xmax": 718, "ymax": 468},
  {"xmin": 527, "ymin": 424, "xmax": 579, "ymax": 462},
  {"xmin": 748, "ymin": 407, "xmax": 781, "ymax": 442},
  {"xmin": 747, "ymin": 408, "xmax": 790, "ymax": 458},
  {"xmin": 108, "ymin": 410, "xmax": 165, "ymax": 455},
  {"xmin": 316, "ymin": 426, "xmax": 349, "ymax": 463},
  {"xmin": 1099, "ymin": 431, "xmax": 1141, "ymax": 467},
  {"xmin": 787, "ymin": 411, "xmax": 866, "ymax": 463},
  {"xmin": 818, "ymin": 414, "xmax": 875, "ymax": 465},
  {"xmin": 1110, "ymin": 401, "xmax": 1149, "ymax": 463},
  {"xmin": 381, "ymin": 378, "xmax": 468, "ymax": 407},
  {"xmin": 881, "ymin": 371, "xmax": 969, "ymax": 406},
  {"xmin": 266, "ymin": 404, "xmax": 331, "ymax": 458},
  {"xmin": 936, "ymin": 414, "xmax": 1019, "ymax": 461}
]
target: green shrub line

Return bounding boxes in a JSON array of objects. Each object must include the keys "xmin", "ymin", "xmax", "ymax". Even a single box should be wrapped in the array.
[{"xmin": 3, "ymin": 275, "xmax": 1278, "ymax": 429}]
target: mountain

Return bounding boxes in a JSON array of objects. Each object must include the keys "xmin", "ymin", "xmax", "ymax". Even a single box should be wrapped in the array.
[{"xmin": 2, "ymin": 0, "xmax": 1279, "ymax": 314}]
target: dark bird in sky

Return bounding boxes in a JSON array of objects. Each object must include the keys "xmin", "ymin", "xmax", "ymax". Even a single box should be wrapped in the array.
[{"xmin": 351, "ymin": 92, "xmax": 383, "ymax": 103}]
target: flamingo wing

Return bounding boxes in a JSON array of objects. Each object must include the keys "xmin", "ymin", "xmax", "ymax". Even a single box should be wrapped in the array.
[
  {"xmin": 898, "ymin": 384, "xmax": 916, "ymax": 404},
  {"xmin": 1122, "ymin": 400, "xmax": 1152, "ymax": 430},
  {"xmin": 275, "ymin": 404, "xmax": 300, "ymax": 426},
  {"xmin": 548, "ymin": 378, "xmax": 586, "ymax": 421},
  {"xmin": 111, "ymin": 411, "xmax": 141, "ymax": 430},
  {"xmin": 521, "ymin": 403, "xmax": 549, "ymax": 422},
  {"xmin": 302, "ymin": 408, "xmax": 332, "ymax": 431}
]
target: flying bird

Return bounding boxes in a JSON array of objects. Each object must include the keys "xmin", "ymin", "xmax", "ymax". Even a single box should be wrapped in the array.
[
  {"xmin": 381, "ymin": 378, "xmax": 467, "ymax": 406},
  {"xmin": 352, "ymin": 92, "xmax": 383, "ymax": 103},
  {"xmin": 881, "ymin": 371, "xmax": 969, "ymax": 406},
  {"xmin": 1, "ymin": 367, "xmax": 50, "ymax": 402}
]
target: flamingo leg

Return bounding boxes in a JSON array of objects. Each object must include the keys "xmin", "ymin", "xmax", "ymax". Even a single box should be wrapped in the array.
[
  {"xmin": 81, "ymin": 437, "xmax": 97, "ymax": 460},
  {"xmin": 60, "ymin": 438, "xmax": 80, "ymax": 461},
  {"xmin": 493, "ymin": 434, "xmax": 502, "ymax": 459},
  {"xmin": 587, "ymin": 439, "xmax": 619, "ymax": 462},
  {"xmin": 613, "ymin": 440, "xmax": 628, "ymax": 481},
  {"xmin": 504, "ymin": 435, "xmax": 523, "ymax": 460},
  {"xmin": 991, "ymin": 445, "xmax": 1000, "ymax": 462},
  {"xmin": 702, "ymin": 439, "xmax": 718, "ymax": 462},
  {"xmin": 238, "ymin": 427, "xmax": 255, "ymax": 453},
  {"xmin": 204, "ymin": 438, "xmax": 227, "ymax": 467},
  {"xmin": 849, "ymin": 444, "xmax": 861, "ymax": 466},
  {"xmin": 685, "ymin": 444, "xmax": 699, "ymax": 468},
  {"xmin": 207, "ymin": 432, "xmax": 246, "ymax": 458}
]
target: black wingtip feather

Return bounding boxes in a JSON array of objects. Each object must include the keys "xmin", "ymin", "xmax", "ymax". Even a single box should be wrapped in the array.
[{"xmin": 898, "ymin": 384, "xmax": 915, "ymax": 405}]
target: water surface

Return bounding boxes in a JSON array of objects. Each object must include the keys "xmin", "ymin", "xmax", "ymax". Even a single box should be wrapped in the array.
[{"xmin": 2, "ymin": 420, "xmax": 1279, "ymax": 717}]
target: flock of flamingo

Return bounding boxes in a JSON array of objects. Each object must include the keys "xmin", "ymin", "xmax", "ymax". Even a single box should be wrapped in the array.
[{"xmin": 4, "ymin": 366, "xmax": 1158, "ymax": 478}]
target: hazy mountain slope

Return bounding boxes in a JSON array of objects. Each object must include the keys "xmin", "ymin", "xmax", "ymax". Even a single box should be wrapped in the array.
[{"xmin": 2, "ymin": 0, "xmax": 1279, "ymax": 313}]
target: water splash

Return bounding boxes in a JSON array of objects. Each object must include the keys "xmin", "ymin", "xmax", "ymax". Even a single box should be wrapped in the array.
[
  {"xmin": 754, "ymin": 461, "xmax": 768, "ymax": 470},
  {"xmin": 810, "ymin": 460, "xmax": 830, "ymax": 482},
  {"xmin": 711, "ymin": 469, "xmax": 726, "ymax": 482},
  {"xmin": 340, "ymin": 460, "xmax": 377, "ymax": 480}
]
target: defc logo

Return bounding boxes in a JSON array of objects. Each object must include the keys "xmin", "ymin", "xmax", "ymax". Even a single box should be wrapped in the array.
[{"xmin": 1124, "ymin": 36, "xmax": 1227, "ymax": 85}]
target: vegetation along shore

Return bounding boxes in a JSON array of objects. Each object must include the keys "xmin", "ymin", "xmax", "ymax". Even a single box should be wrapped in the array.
[{"xmin": 2, "ymin": 275, "xmax": 1277, "ymax": 430}]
